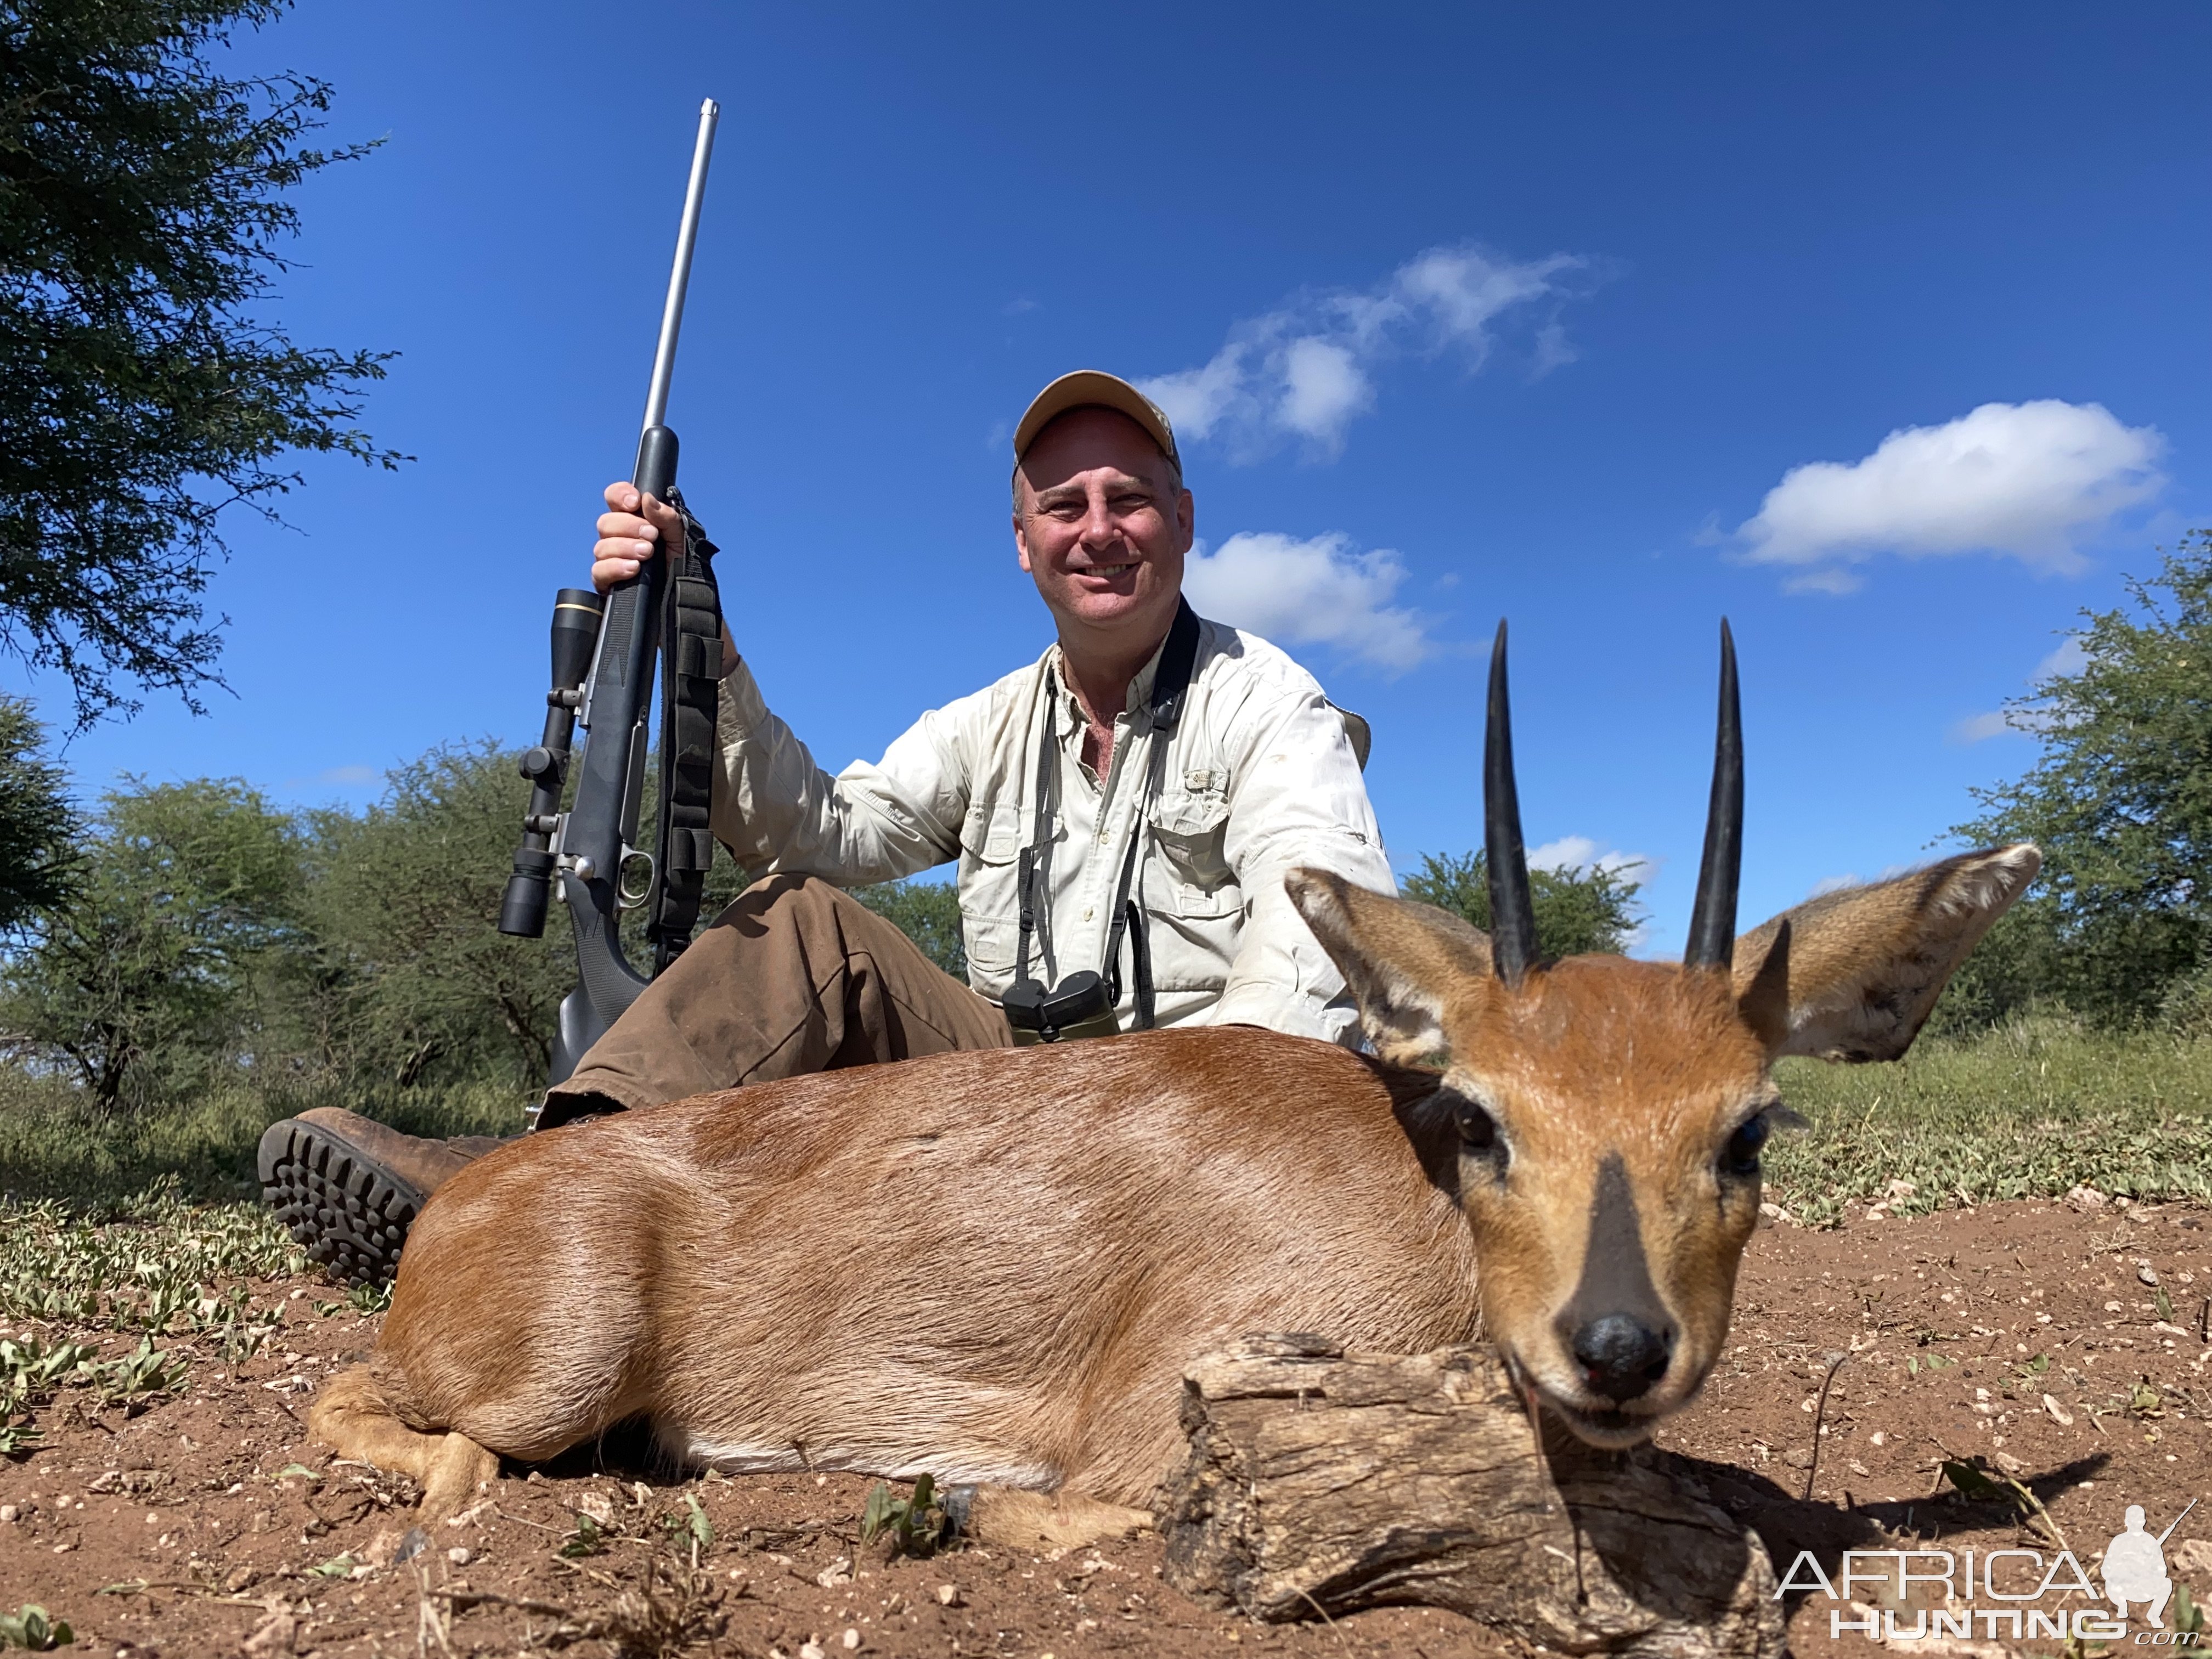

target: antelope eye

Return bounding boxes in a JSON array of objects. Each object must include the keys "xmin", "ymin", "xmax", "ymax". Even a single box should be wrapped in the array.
[
  {"xmin": 1455, "ymin": 1099, "xmax": 1499, "ymax": 1152},
  {"xmin": 1722, "ymin": 1111, "xmax": 1771, "ymax": 1177}
]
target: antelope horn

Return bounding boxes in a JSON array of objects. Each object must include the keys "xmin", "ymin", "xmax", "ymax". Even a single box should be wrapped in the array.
[
  {"xmin": 1484, "ymin": 620, "xmax": 1540, "ymax": 986},
  {"xmin": 1683, "ymin": 619, "xmax": 1743, "ymax": 972}
]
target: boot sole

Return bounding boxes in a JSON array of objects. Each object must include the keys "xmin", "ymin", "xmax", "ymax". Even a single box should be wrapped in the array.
[{"xmin": 257, "ymin": 1118, "xmax": 422, "ymax": 1289}]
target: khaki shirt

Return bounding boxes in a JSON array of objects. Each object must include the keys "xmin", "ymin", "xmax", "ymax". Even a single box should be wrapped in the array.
[{"xmin": 710, "ymin": 615, "xmax": 1393, "ymax": 1045}]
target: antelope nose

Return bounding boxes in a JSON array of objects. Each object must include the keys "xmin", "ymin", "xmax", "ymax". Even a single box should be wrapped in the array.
[{"xmin": 1570, "ymin": 1314, "xmax": 1674, "ymax": 1403}]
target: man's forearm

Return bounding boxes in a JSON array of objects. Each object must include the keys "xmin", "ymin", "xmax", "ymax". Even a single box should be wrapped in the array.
[{"xmin": 709, "ymin": 656, "xmax": 962, "ymax": 884}]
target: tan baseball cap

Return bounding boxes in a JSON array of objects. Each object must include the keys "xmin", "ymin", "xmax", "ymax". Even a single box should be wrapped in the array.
[{"xmin": 1013, "ymin": 370, "xmax": 1181, "ymax": 472}]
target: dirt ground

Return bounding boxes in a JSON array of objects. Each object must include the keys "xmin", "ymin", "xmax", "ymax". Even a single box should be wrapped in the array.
[{"xmin": 3, "ymin": 1195, "xmax": 2207, "ymax": 1659}]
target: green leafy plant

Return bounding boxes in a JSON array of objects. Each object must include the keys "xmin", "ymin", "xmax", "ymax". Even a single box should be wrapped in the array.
[
  {"xmin": 1940, "ymin": 1459, "xmax": 2010, "ymax": 1505},
  {"xmin": 659, "ymin": 1493, "xmax": 714, "ymax": 1565},
  {"xmin": 2172, "ymin": 1582, "xmax": 2204, "ymax": 1638},
  {"xmin": 559, "ymin": 1511, "xmax": 606, "ymax": 1559},
  {"xmin": 1940, "ymin": 1457, "xmax": 2067, "ymax": 1550},
  {"xmin": 0, "ymin": 1605, "xmax": 73, "ymax": 1650},
  {"xmin": 861, "ymin": 1474, "xmax": 951, "ymax": 1558}
]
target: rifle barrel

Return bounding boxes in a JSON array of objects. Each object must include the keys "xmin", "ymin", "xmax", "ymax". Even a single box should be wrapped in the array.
[
  {"xmin": 2157, "ymin": 1496, "xmax": 2197, "ymax": 1545},
  {"xmin": 642, "ymin": 99, "xmax": 720, "ymax": 435}
]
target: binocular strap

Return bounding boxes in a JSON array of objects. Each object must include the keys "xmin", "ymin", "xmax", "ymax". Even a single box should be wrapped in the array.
[{"xmin": 1011, "ymin": 600, "xmax": 1201, "ymax": 1037}]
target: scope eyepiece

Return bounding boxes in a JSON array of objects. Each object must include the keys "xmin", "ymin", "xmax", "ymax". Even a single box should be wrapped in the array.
[{"xmin": 500, "ymin": 850, "xmax": 556, "ymax": 939}]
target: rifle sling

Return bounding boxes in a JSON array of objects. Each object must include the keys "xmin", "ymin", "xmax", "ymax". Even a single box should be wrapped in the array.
[{"xmin": 648, "ymin": 484, "xmax": 724, "ymax": 970}]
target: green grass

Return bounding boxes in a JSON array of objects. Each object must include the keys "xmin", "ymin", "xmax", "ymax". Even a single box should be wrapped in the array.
[
  {"xmin": 0, "ymin": 1069, "xmax": 526, "ymax": 1209},
  {"xmin": 1765, "ymin": 1015, "xmax": 2212, "ymax": 1225}
]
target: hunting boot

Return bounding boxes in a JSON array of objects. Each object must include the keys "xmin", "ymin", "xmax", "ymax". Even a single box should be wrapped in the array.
[{"xmin": 257, "ymin": 1109, "xmax": 510, "ymax": 1290}]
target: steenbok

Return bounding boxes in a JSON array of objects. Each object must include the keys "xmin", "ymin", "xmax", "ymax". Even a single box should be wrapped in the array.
[{"xmin": 311, "ymin": 622, "xmax": 2036, "ymax": 1545}]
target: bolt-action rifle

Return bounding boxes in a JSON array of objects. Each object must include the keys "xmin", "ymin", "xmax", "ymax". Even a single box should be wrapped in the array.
[{"xmin": 498, "ymin": 99, "xmax": 725, "ymax": 1086}]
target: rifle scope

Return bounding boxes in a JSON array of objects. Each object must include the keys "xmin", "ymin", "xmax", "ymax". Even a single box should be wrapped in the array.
[{"xmin": 499, "ymin": 588, "xmax": 605, "ymax": 939}]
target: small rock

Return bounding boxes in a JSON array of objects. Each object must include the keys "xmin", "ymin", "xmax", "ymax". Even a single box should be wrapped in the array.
[
  {"xmin": 2138, "ymin": 1264, "xmax": 2162, "ymax": 1287},
  {"xmin": 799, "ymin": 1642, "xmax": 826, "ymax": 1659},
  {"xmin": 447, "ymin": 1546, "xmax": 470, "ymax": 1565},
  {"xmin": 2044, "ymin": 1394, "xmax": 2075, "ymax": 1427},
  {"xmin": 2065, "ymin": 1184, "xmax": 2109, "ymax": 1212},
  {"xmin": 842, "ymin": 1630, "xmax": 861, "ymax": 1651},
  {"xmin": 935, "ymin": 1584, "xmax": 963, "ymax": 1607},
  {"xmin": 1994, "ymin": 1452, "xmax": 2025, "ymax": 1474},
  {"xmin": 2104, "ymin": 1300, "xmax": 2124, "ymax": 1313},
  {"xmin": 815, "ymin": 1555, "xmax": 853, "ymax": 1588},
  {"xmin": 0, "ymin": 1504, "xmax": 16, "ymax": 1523},
  {"xmin": 2174, "ymin": 1539, "xmax": 2212, "ymax": 1581},
  {"xmin": 241, "ymin": 1608, "xmax": 297, "ymax": 1657},
  {"xmin": 577, "ymin": 1491, "xmax": 617, "ymax": 1527}
]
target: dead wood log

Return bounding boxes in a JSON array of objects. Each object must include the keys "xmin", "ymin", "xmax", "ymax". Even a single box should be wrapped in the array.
[{"xmin": 1159, "ymin": 1334, "xmax": 1784, "ymax": 1659}]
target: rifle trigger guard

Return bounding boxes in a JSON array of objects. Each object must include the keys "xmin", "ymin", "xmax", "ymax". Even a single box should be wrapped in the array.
[{"xmin": 617, "ymin": 847, "xmax": 657, "ymax": 910}]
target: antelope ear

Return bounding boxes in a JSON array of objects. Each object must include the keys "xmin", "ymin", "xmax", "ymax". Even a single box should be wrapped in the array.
[
  {"xmin": 1286, "ymin": 867, "xmax": 1493, "ymax": 1064},
  {"xmin": 1730, "ymin": 844, "xmax": 2041, "ymax": 1063}
]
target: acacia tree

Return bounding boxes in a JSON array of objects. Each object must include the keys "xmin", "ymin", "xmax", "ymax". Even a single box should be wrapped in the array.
[
  {"xmin": 0, "ymin": 777, "xmax": 301, "ymax": 1105},
  {"xmin": 297, "ymin": 743, "xmax": 576, "ymax": 1089},
  {"xmin": 1950, "ymin": 531, "xmax": 2212, "ymax": 1026},
  {"xmin": 0, "ymin": 695, "xmax": 75, "ymax": 928},
  {"xmin": 1401, "ymin": 849, "xmax": 1645, "ymax": 959},
  {"xmin": 0, "ymin": 0, "xmax": 399, "ymax": 726}
]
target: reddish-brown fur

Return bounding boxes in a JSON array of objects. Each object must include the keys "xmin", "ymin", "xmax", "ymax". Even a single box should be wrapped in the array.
[{"xmin": 310, "ymin": 844, "xmax": 2039, "ymax": 1541}]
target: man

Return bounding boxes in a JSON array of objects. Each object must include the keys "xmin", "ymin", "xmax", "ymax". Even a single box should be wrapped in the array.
[
  {"xmin": 2101, "ymin": 1505, "xmax": 2176, "ymax": 1627},
  {"xmin": 261, "ymin": 372, "xmax": 1392, "ymax": 1285}
]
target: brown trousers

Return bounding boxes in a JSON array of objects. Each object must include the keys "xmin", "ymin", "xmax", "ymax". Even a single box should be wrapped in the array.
[{"xmin": 544, "ymin": 874, "xmax": 1013, "ymax": 1117}]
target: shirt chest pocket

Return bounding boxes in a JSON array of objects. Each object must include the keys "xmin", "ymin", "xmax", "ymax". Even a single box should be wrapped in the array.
[
  {"xmin": 956, "ymin": 802, "xmax": 1026, "ymax": 980},
  {"xmin": 1146, "ymin": 786, "xmax": 1241, "ymax": 918}
]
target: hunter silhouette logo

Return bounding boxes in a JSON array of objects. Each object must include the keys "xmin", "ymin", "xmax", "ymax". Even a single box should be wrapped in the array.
[{"xmin": 2104, "ymin": 1500, "xmax": 2196, "ymax": 1629}]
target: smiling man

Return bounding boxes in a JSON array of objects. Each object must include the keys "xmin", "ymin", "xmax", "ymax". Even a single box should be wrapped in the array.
[{"xmin": 259, "ymin": 371, "xmax": 1393, "ymax": 1284}]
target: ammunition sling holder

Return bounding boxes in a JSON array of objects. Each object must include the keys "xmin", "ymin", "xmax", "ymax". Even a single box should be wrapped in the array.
[{"xmin": 647, "ymin": 484, "xmax": 723, "ymax": 972}]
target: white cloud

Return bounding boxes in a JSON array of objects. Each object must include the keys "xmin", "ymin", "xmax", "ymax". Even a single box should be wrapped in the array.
[
  {"xmin": 316, "ymin": 765, "xmax": 377, "ymax": 786},
  {"xmin": 1737, "ymin": 400, "xmax": 2165, "ymax": 588},
  {"xmin": 1140, "ymin": 242, "xmax": 1589, "ymax": 459},
  {"xmin": 1949, "ymin": 710, "xmax": 2017, "ymax": 744},
  {"xmin": 1528, "ymin": 835, "xmax": 1657, "ymax": 889},
  {"xmin": 1182, "ymin": 531, "xmax": 1434, "ymax": 671},
  {"xmin": 2034, "ymin": 635, "xmax": 2088, "ymax": 681},
  {"xmin": 1951, "ymin": 634, "xmax": 2090, "ymax": 743}
]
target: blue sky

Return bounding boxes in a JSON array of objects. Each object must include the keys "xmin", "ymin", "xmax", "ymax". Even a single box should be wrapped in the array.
[{"xmin": 26, "ymin": 2, "xmax": 2212, "ymax": 951}]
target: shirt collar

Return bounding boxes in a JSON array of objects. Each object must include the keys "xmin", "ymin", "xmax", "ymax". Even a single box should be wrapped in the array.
[{"xmin": 1047, "ymin": 623, "xmax": 1178, "ymax": 723}]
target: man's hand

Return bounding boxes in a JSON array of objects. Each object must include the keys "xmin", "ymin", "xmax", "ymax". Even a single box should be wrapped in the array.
[
  {"xmin": 592, "ymin": 481, "xmax": 687, "ymax": 594},
  {"xmin": 590, "ymin": 481, "xmax": 738, "ymax": 674}
]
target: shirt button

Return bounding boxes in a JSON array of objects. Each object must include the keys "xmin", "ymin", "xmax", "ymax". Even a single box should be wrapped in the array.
[{"xmin": 1081, "ymin": 907, "xmax": 1094, "ymax": 922}]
